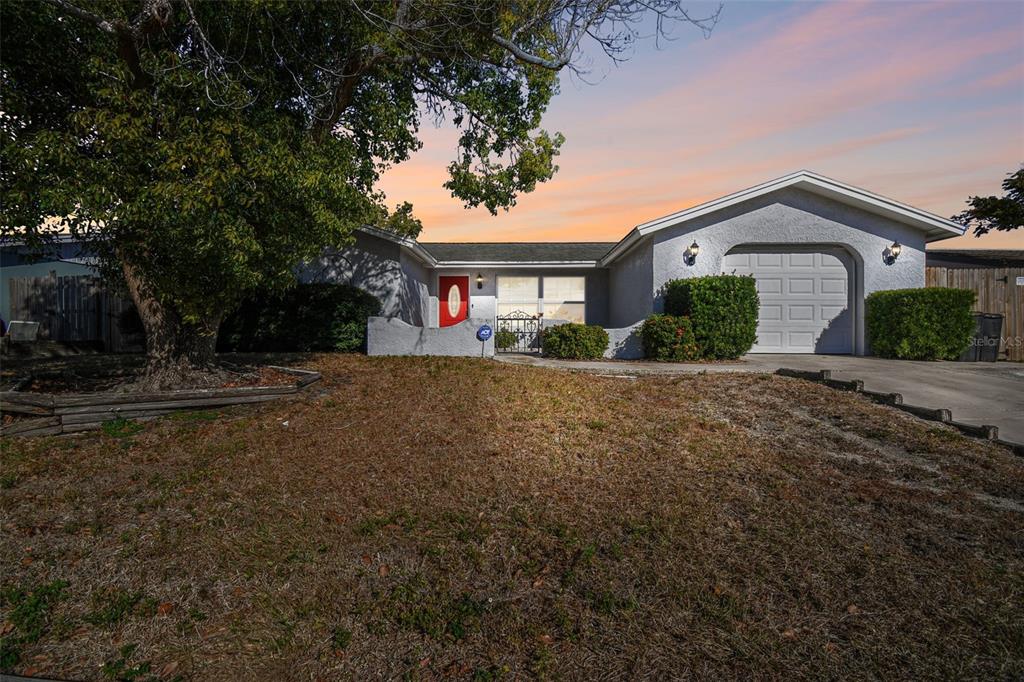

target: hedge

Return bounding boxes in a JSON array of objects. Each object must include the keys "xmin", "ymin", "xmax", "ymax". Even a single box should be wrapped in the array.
[
  {"xmin": 663, "ymin": 275, "xmax": 758, "ymax": 359},
  {"xmin": 218, "ymin": 282, "xmax": 381, "ymax": 352},
  {"xmin": 640, "ymin": 314, "xmax": 700, "ymax": 361},
  {"xmin": 541, "ymin": 323, "xmax": 609, "ymax": 360},
  {"xmin": 866, "ymin": 288, "xmax": 975, "ymax": 360}
]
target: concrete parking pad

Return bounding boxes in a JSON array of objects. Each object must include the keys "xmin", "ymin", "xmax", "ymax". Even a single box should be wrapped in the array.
[{"xmin": 496, "ymin": 353, "xmax": 1024, "ymax": 444}]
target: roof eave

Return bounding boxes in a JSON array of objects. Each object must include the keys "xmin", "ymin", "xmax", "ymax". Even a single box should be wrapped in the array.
[
  {"xmin": 356, "ymin": 225, "xmax": 437, "ymax": 266},
  {"xmin": 434, "ymin": 260, "xmax": 601, "ymax": 268}
]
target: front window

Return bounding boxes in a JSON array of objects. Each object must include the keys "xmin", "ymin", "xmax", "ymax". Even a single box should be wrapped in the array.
[
  {"xmin": 497, "ymin": 276, "xmax": 539, "ymax": 317},
  {"xmin": 542, "ymin": 276, "xmax": 586, "ymax": 323},
  {"xmin": 496, "ymin": 275, "xmax": 586, "ymax": 323}
]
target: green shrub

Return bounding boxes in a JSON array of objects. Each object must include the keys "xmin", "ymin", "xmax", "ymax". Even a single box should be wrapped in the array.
[
  {"xmin": 218, "ymin": 283, "xmax": 381, "ymax": 352},
  {"xmin": 663, "ymin": 275, "xmax": 758, "ymax": 359},
  {"xmin": 494, "ymin": 329, "xmax": 518, "ymax": 350},
  {"xmin": 640, "ymin": 314, "xmax": 700, "ymax": 361},
  {"xmin": 866, "ymin": 288, "xmax": 975, "ymax": 360},
  {"xmin": 541, "ymin": 323, "xmax": 609, "ymax": 360}
]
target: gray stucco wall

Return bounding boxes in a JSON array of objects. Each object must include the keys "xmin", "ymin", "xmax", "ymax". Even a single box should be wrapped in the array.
[
  {"xmin": 431, "ymin": 267, "xmax": 609, "ymax": 328},
  {"xmin": 607, "ymin": 240, "xmax": 653, "ymax": 328},
  {"xmin": 604, "ymin": 323, "xmax": 644, "ymax": 359},
  {"xmin": 298, "ymin": 231, "xmax": 428, "ymax": 325},
  {"xmin": 367, "ymin": 316, "xmax": 494, "ymax": 356},
  {"xmin": 639, "ymin": 187, "xmax": 928, "ymax": 354}
]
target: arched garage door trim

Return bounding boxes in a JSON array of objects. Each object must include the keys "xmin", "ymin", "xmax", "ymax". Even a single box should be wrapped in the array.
[{"xmin": 723, "ymin": 243, "xmax": 864, "ymax": 355}]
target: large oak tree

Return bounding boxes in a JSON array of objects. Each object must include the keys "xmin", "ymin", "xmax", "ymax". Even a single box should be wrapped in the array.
[{"xmin": 1, "ymin": 0, "xmax": 718, "ymax": 387}]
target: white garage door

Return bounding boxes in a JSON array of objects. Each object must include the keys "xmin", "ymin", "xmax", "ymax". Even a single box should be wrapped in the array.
[{"xmin": 722, "ymin": 248, "xmax": 853, "ymax": 354}]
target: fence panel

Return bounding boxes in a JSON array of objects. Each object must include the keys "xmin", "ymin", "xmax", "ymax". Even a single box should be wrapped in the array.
[
  {"xmin": 7, "ymin": 272, "xmax": 138, "ymax": 352},
  {"xmin": 926, "ymin": 265, "xmax": 1024, "ymax": 362}
]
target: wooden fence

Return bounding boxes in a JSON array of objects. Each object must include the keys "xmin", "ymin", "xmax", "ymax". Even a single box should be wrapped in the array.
[
  {"xmin": 7, "ymin": 272, "xmax": 141, "ymax": 352},
  {"xmin": 926, "ymin": 265, "xmax": 1024, "ymax": 362}
]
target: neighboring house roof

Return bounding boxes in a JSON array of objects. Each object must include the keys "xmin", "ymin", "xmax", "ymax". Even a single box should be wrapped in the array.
[
  {"xmin": 926, "ymin": 249, "xmax": 1024, "ymax": 268},
  {"xmin": 419, "ymin": 242, "xmax": 615, "ymax": 264},
  {"xmin": 600, "ymin": 170, "xmax": 967, "ymax": 266}
]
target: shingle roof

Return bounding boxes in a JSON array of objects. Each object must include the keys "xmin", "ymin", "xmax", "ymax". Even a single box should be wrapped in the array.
[
  {"xmin": 926, "ymin": 249, "xmax": 1024, "ymax": 268},
  {"xmin": 419, "ymin": 242, "xmax": 616, "ymax": 263}
]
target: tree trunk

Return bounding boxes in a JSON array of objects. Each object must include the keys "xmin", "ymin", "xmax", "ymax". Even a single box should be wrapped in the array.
[{"xmin": 121, "ymin": 259, "xmax": 224, "ymax": 391}]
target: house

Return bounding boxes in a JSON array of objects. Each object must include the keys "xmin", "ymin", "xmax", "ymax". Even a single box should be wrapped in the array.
[
  {"xmin": 925, "ymin": 249, "xmax": 1024, "ymax": 362},
  {"xmin": 304, "ymin": 171, "xmax": 967, "ymax": 357}
]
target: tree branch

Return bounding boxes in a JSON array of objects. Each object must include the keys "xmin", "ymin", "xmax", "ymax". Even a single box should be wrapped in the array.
[{"xmin": 42, "ymin": 0, "xmax": 116, "ymax": 34}]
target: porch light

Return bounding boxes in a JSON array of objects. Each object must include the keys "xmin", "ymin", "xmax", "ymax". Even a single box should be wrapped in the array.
[
  {"xmin": 476, "ymin": 273, "xmax": 484, "ymax": 289},
  {"xmin": 884, "ymin": 241, "xmax": 902, "ymax": 265},
  {"xmin": 684, "ymin": 241, "xmax": 700, "ymax": 265}
]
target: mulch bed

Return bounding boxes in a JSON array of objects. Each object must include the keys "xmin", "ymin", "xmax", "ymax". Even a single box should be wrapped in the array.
[{"xmin": 1, "ymin": 354, "xmax": 1021, "ymax": 680}]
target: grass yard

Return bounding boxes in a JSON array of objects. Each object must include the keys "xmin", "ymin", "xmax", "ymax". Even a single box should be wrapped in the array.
[{"xmin": 1, "ymin": 355, "xmax": 1022, "ymax": 680}]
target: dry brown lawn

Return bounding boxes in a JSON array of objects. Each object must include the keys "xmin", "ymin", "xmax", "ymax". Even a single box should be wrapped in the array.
[{"xmin": 1, "ymin": 355, "xmax": 1022, "ymax": 680}]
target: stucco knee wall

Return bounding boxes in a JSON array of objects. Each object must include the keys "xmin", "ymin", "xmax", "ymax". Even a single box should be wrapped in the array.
[
  {"xmin": 367, "ymin": 316, "xmax": 494, "ymax": 357},
  {"xmin": 603, "ymin": 323, "xmax": 644, "ymax": 360}
]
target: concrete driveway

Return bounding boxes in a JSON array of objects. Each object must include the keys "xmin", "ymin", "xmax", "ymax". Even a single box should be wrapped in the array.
[{"xmin": 497, "ymin": 354, "xmax": 1024, "ymax": 444}]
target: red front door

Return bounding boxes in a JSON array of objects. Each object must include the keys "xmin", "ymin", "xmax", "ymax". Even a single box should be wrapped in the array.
[{"xmin": 439, "ymin": 276, "xmax": 469, "ymax": 327}]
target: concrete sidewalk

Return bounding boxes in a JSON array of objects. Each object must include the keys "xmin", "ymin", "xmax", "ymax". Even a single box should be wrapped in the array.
[{"xmin": 496, "ymin": 353, "xmax": 1024, "ymax": 444}]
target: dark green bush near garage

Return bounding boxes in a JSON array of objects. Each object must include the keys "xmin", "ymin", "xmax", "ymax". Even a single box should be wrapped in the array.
[
  {"xmin": 663, "ymin": 275, "xmax": 759, "ymax": 359},
  {"xmin": 541, "ymin": 323, "xmax": 609, "ymax": 360},
  {"xmin": 866, "ymin": 287, "xmax": 975, "ymax": 360},
  {"xmin": 640, "ymin": 314, "xmax": 700, "ymax": 361},
  {"xmin": 218, "ymin": 283, "xmax": 381, "ymax": 352}
]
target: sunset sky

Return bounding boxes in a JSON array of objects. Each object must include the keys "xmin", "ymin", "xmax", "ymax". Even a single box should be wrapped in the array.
[{"xmin": 378, "ymin": 0, "xmax": 1024, "ymax": 249}]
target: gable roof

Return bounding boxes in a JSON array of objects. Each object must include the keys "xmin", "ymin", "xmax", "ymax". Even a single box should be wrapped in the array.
[
  {"xmin": 601, "ymin": 171, "xmax": 967, "ymax": 265},
  {"xmin": 420, "ymin": 242, "xmax": 615, "ymax": 264}
]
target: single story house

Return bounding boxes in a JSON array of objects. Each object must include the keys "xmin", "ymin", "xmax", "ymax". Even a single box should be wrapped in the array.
[{"xmin": 303, "ymin": 170, "xmax": 967, "ymax": 357}]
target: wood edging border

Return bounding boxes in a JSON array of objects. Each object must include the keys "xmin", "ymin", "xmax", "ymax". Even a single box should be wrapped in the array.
[
  {"xmin": 774, "ymin": 368, "xmax": 1023, "ymax": 457},
  {"xmin": 0, "ymin": 366, "xmax": 322, "ymax": 438}
]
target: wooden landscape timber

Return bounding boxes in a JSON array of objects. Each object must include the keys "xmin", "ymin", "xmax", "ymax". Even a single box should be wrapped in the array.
[{"xmin": 0, "ymin": 366, "xmax": 320, "ymax": 437}]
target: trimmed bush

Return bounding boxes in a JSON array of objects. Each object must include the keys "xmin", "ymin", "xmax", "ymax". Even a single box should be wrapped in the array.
[
  {"xmin": 663, "ymin": 275, "xmax": 758, "ymax": 359},
  {"xmin": 494, "ymin": 329, "xmax": 518, "ymax": 350},
  {"xmin": 218, "ymin": 282, "xmax": 381, "ymax": 352},
  {"xmin": 640, "ymin": 314, "xmax": 700, "ymax": 361},
  {"xmin": 866, "ymin": 288, "xmax": 975, "ymax": 360},
  {"xmin": 541, "ymin": 323, "xmax": 609, "ymax": 360}
]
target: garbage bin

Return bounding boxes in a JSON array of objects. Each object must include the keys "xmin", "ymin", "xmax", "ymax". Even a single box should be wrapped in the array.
[
  {"xmin": 958, "ymin": 313, "xmax": 982, "ymax": 362},
  {"xmin": 978, "ymin": 313, "xmax": 1003, "ymax": 362}
]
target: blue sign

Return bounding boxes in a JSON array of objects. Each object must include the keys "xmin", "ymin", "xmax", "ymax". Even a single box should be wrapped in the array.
[{"xmin": 476, "ymin": 324, "xmax": 493, "ymax": 342}]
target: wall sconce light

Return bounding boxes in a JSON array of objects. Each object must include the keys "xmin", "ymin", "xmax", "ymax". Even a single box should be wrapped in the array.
[
  {"xmin": 476, "ymin": 273, "xmax": 484, "ymax": 290},
  {"xmin": 684, "ymin": 241, "xmax": 700, "ymax": 266},
  {"xmin": 884, "ymin": 241, "xmax": 901, "ymax": 265}
]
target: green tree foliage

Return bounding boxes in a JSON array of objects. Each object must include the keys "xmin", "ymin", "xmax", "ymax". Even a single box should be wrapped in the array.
[
  {"xmin": 1, "ymin": 0, "xmax": 718, "ymax": 386},
  {"xmin": 953, "ymin": 167, "xmax": 1024, "ymax": 236}
]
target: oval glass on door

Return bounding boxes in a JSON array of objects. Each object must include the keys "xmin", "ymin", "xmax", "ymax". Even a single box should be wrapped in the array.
[{"xmin": 439, "ymin": 276, "xmax": 469, "ymax": 327}]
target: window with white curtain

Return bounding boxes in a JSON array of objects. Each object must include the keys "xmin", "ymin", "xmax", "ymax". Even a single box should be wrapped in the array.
[
  {"xmin": 497, "ymin": 276, "xmax": 540, "ymax": 317},
  {"xmin": 495, "ymin": 275, "xmax": 586, "ymax": 323},
  {"xmin": 542, "ymin": 276, "xmax": 586, "ymax": 323}
]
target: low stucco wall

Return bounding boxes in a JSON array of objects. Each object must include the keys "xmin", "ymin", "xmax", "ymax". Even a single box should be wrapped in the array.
[
  {"xmin": 604, "ymin": 323, "xmax": 644, "ymax": 360},
  {"xmin": 367, "ymin": 316, "xmax": 494, "ymax": 357}
]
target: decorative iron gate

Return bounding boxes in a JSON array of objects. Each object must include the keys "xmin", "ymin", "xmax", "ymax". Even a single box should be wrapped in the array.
[{"xmin": 495, "ymin": 311, "xmax": 541, "ymax": 353}]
